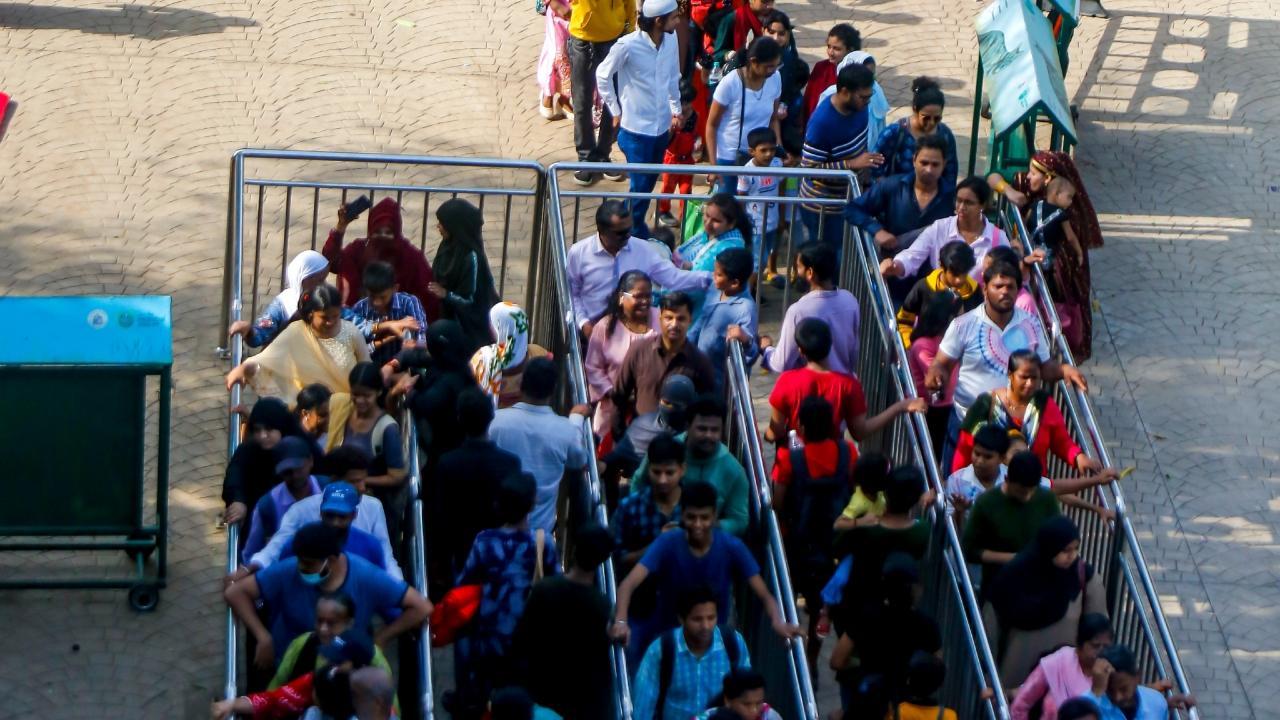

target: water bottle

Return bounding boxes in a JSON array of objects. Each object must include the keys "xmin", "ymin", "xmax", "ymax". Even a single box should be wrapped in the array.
[
  {"xmin": 788, "ymin": 429, "xmax": 802, "ymax": 453},
  {"xmin": 708, "ymin": 61, "xmax": 723, "ymax": 90}
]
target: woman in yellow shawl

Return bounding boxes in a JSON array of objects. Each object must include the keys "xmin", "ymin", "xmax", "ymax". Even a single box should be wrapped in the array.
[{"xmin": 225, "ymin": 284, "xmax": 370, "ymax": 398}]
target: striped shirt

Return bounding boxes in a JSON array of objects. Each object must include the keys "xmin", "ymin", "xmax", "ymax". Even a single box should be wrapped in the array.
[{"xmin": 800, "ymin": 97, "xmax": 868, "ymax": 213}]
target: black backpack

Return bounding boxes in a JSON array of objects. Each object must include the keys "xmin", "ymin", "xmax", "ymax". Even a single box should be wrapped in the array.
[
  {"xmin": 655, "ymin": 625, "xmax": 743, "ymax": 720},
  {"xmin": 783, "ymin": 442, "xmax": 852, "ymax": 571}
]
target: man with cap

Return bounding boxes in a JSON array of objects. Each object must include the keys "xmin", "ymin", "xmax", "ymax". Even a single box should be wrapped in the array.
[
  {"xmin": 595, "ymin": 0, "xmax": 683, "ymax": 239},
  {"xmin": 229, "ymin": 447, "xmax": 398, "ymax": 586},
  {"xmin": 225, "ymin": 522, "xmax": 432, "ymax": 669},
  {"xmin": 599, "ymin": 373, "xmax": 695, "ymax": 511},
  {"xmin": 278, "ymin": 482, "xmax": 402, "ymax": 580},
  {"xmin": 241, "ymin": 435, "xmax": 322, "ymax": 565}
]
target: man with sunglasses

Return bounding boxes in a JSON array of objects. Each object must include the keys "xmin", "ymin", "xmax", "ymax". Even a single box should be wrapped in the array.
[{"xmin": 567, "ymin": 199, "xmax": 713, "ymax": 339}]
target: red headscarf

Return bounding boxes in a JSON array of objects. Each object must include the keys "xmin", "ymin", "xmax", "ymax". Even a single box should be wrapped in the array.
[
  {"xmin": 336, "ymin": 197, "xmax": 440, "ymax": 320},
  {"xmin": 1029, "ymin": 151, "xmax": 1103, "ymax": 251}
]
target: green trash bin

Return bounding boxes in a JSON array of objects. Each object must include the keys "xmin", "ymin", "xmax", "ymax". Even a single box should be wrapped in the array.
[{"xmin": 0, "ymin": 296, "xmax": 172, "ymax": 611}]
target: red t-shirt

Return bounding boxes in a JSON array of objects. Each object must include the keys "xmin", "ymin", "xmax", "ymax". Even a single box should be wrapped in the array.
[
  {"xmin": 769, "ymin": 367, "xmax": 868, "ymax": 437},
  {"xmin": 804, "ymin": 60, "xmax": 837, "ymax": 118},
  {"xmin": 772, "ymin": 438, "xmax": 858, "ymax": 485}
]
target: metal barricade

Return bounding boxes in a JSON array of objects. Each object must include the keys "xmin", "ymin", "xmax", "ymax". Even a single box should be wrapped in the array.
[
  {"xmin": 219, "ymin": 150, "xmax": 546, "ymax": 718},
  {"xmin": 541, "ymin": 161, "xmax": 1004, "ymax": 719},
  {"xmin": 998, "ymin": 204, "xmax": 1199, "ymax": 718},
  {"xmin": 839, "ymin": 180, "xmax": 1009, "ymax": 719},
  {"xmin": 726, "ymin": 341, "xmax": 819, "ymax": 720}
]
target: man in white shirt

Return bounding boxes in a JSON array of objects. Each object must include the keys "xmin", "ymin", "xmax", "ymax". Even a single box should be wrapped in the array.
[
  {"xmin": 487, "ymin": 358, "xmax": 591, "ymax": 535},
  {"xmin": 596, "ymin": 0, "xmax": 682, "ymax": 240},
  {"xmin": 926, "ymin": 258, "xmax": 1086, "ymax": 469},
  {"xmin": 567, "ymin": 200, "xmax": 712, "ymax": 336},
  {"xmin": 227, "ymin": 446, "xmax": 401, "ymax": 583}
]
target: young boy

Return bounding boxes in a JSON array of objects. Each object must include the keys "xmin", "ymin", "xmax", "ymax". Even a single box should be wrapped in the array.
[
  {"xmin": 1005, "ymin": 431, "xmax": 1118, "ymax": 522},
  {"xmin": 689, "ymin": 247, "xmax": 759, "ymax": 379},
  {"xmin": 612, "ymin": 434, "xmax": 686, "ymax": 575},
  {"xmin": 657, "ymin": 90, "xmax": 700, "ymax": 228},
  {"xmin": 1028, "ymin": 175, "xmax": 1085, "ymax": 270},
  {"xmin": 351, "ymin": 261, "xmax": 428, "ymax": 366},
  {"xmin": 894, "ymin": 652, "xmax": 958, "ymax": 720},
  {"xmin": 454, "ymin": 473, "xmax": 559, "ymax": 713},
  {"xmin": 895, "ymin": 241, "xmax": 981, "ymax": 349},
  {"xmin": 737, "ymin": 127, "xmax": 788, "ymax": 279}
]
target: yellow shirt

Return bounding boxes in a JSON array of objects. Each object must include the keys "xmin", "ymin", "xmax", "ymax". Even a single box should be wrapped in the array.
[
  {"xmin": 840, "ymin": 488, "xmax": 887, "ymax": 520},
  {"xmin": 569, "ymin": 0, "xmax": 635, "ymax": 42},
  {"xmin": 891, "ymin": 702, "xmax": 958, "ymax": 720}
]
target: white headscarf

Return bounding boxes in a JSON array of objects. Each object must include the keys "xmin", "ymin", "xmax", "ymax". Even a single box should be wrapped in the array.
[{"xmin": 277, "ymin": 250, "xmax": 330, "ymax": 315}]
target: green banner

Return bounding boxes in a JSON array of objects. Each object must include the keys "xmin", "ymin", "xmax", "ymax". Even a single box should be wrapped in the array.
[{"xmin": 976, "ymin": 0, "xmax": 1077, "ymax": 143}]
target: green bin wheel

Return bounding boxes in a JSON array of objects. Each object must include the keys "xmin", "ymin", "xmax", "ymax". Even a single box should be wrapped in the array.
[
  {"xmin": 128, "ymin": 584, "xmax": 160, "ymax": 612},
  {"xmin": 125, "ymin": 531, "xmax": 156, "ymax": 561}
]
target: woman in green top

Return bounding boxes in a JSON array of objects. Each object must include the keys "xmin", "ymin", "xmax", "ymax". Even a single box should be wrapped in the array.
[{"xmin": 269, "ymin": 592, "xmax": 395, "ymax": 693}]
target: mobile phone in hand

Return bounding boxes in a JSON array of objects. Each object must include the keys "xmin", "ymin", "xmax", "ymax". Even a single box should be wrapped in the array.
[{"xmin": 344, "ymin": 195, "xmax": 372, "ymax": 220}]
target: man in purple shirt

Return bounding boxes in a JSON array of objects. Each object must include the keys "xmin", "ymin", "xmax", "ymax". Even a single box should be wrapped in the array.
[
  {"xmin": 242, "ymin": 436, "xmax": 321, "ymax": 564},
  {"xmin": 759, "ymin": 243, "xmax": 861, "ymax": 376},
  {"xmin": 567, "ymin": 200, "xmax": 712, "ymax": 335}
]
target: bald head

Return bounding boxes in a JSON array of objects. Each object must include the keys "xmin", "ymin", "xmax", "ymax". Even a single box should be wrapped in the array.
[{"xmin": 350, "ymin": 667, "xmax": 395, "ymax": 720}]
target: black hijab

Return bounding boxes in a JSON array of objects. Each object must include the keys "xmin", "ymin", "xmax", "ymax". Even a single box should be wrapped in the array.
[
  {"xmin": 222, "ymin": 398, "xmax": 312, "ymax": 507},
  {"xmin": 989, "ymin": 515, "xmax": 1091, "ymax": 631},
  {"xmin": 432, "ymin": 198, "xmax": 490, "ymax": 285}
]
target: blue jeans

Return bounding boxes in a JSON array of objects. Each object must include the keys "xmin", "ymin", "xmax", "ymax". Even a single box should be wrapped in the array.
[
  {"xmin": 714, "ymin": 157, "xmax": 741, "ymax": 195},
  {"xmin": 940, "ymin": 409, "xmax": 963, "ymax": 476},
  {"xmin": 799, "ymin": 207, "xmax": 846, "ymax": 261},
  {"xmin": 752, "ymin": 228, "xmax": 778, "ymax": 273},
  {"xmin": 616, "ymin": 128, "xmax": 669, "ymax": 239}
]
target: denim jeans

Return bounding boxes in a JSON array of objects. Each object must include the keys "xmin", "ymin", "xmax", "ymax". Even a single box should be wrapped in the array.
[
  {"xmin": 714, "ymin": 157, "xmax": 741, "ymax": 195},
  {"xmin": 799, "ymin": 207, "xmax": 847, "ymax": 261},
  {"xmin": 568, "ymin": 36, "xmax": 616, "ymax": 162},
  {"xmin": 616, "ymin": 127, "xmax": 670, "ymax": 239}
]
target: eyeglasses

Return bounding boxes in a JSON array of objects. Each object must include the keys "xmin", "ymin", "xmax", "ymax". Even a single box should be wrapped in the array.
[
  {"xmin": 600, "ymin": 225, "xmax": 633, "ymax": 239},
  {"xmin": 622, "ymin": 290, "xmax": 653, "ymax": 302}
]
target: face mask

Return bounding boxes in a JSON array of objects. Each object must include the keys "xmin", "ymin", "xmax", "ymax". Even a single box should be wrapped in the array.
[{"xmin": 299, "ymin": 560, "xmax": 330, "ymax": 586}]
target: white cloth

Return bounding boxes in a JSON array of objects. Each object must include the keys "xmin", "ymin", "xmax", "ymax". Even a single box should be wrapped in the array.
[
  {"xmin": 488, "ymin": 403, "xmax": 590, "ymax": 535},
  {"xmin": 736, "ymin": 157, "xmax": 784, "ymax": 233},
  {"xmin": 642, "ymin": 0, "xmax": 677, "ymax": 16},
  {"xmin": 938, "ymin": 304, "xmax": 1051, "ymax": 420},
  {"xmin": 567, "ymin": 233, "xmax": 711, "ymax": 328},
  {"xmin": 945, "ymin": 464, "xmax": 1051, "ymax": 507},
  {"xmin": 596, "ymin": 29, "xmax": 682, "ymax": 137},
  {"xmin": 248, "ymin": 493, "xmax": 401, "ymax": 581},
  {"xmin": 277, "ymin": 250, "xmax": 330, "ymax": 316},
  {"xmin": 711, "ymin": 69, "xmax": 781, "ymax": 161},
  {"xmin": 893, "ymin": 215, "xmax": 1006, "ymax": 281}
]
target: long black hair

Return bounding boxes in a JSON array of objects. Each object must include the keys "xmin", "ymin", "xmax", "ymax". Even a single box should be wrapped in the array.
[
  {"xmin": 292, "ymin": 283, "xmax": 343, "ymax": 326},
  {"xmin": 604, "ymin": 270, "xmax": 652, "ymax": 339},
  {"xmin": 706, "ymin": 193, "xmax": 755, "ymax": 242}
]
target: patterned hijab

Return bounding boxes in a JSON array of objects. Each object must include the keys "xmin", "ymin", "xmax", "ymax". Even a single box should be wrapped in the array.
[
  {"xmin": 1029, "ymin": 151, "xmax": 1103, "ymax": 251},
  {"xmin": 470, "ymin": 302, "xmax": 531, "ymax": 401}
]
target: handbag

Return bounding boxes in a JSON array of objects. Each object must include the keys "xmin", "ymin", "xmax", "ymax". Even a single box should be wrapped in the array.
[
  {"xmin": 732, "ymin": 69, "xmax": 752, "ymax": 166},
  {"xmin": 430, "ymin": 583, "xmax": 483, "ymax": 647}
]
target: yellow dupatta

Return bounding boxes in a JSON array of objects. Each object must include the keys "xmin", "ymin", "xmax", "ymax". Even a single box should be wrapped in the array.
[{"xmin": 249, "ymin": 321, "xmax": 353, "ymax": 399}]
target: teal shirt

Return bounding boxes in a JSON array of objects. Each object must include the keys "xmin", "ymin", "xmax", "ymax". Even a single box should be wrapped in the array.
[{"xmin": 631, "ymin": 434, "xmax": 750, "ymax": 536}]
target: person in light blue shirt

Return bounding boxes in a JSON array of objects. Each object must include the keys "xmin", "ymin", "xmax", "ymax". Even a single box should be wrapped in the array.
[
  {"xmin": 631, "ymin": 585, "xmax": 751, "ymax": 720},
  {"xmin": 689, "ymin": 247, "xmax": 758, "ymax": 381},
  {"xmin": 1084, "ymin": 644, "xmax": 1195, "ymax": 720},
  {"xmin": 487, "ymin": 357, "xmax": 591, "ymax": 535}
]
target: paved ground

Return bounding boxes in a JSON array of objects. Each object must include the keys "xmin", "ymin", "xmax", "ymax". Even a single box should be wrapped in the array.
[{"xmin": 0, "ymin": 0, "xmax": 1272, "ymax": 717}]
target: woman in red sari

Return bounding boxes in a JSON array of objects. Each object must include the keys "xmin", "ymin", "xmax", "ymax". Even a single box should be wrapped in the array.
[
  {"xmin": 953, "ymin": 349, "xmax": 1101, "ymax": 476},
  {"xmin": 988, "ymin": 151, "xmax": 1103, "ymax": 361}
]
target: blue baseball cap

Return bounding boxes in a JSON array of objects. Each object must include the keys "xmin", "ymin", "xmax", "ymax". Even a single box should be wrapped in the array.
[
  {"xmin": 274, "ymin": 436, "xmax": 314, "ymax": 475},
  {"xmin": 320, "ymin": 481, "xmax": 360, "ymax": 515}
]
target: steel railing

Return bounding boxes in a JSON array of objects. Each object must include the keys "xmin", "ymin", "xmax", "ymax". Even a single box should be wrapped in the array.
[
  {"xmin": 998, "ymin": 203, "xmax": 1198, "ymax": 717},
  {"xmin": 726, "ymin": 340, "xmax": 819, "ymax": 720},
  {"xmin": 542, "ymin": 160, "xmax": 1005, "ymax": 718},
  {"xmin": 220, "ymin": 150, "xmax": 549, "ymax": 718},
  {"xmin": 839, "ymin": 178, "xmax": 1009, "ymax": 719}
]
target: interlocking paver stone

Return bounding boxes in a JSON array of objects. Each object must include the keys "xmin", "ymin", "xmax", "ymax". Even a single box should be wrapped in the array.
[{"xmin": 0, "ymin": 0, "xmax": 1269, "ymax": 716}]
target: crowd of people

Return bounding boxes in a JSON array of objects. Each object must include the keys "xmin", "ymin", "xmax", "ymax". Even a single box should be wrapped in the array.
[{"xmin": 205, "ymin": 0, "xmax": 1198, "ymax": 717}]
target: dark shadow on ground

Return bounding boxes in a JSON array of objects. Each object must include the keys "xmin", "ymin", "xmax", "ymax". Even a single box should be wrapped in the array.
[{"xmin": 0, "ymin": 3, "xmax": 257, "ymax": 39}]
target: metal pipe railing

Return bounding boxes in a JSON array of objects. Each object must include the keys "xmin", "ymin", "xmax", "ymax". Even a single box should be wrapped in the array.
[
  {"xmin": 726, "ymin": 340, "xmax": 819, "ymax": 720},
  {"xmin": 999, "ymin": 203, "xmax": 1198, "ymax": 718},
  {"xmin": 403, "ymin": 412, "xmax": 434, "ymax": 718}
]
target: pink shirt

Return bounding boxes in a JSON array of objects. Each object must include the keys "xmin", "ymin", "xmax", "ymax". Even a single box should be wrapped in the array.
[
  {"xmin": 585, "ymin": 308, "xmax": 660, "ymax": 435},
  {"xmin": 1010, "ymin": 646, "xmax": 1091, "ymax": 720},
  {"xmin": 907, "ymin": 335, "xmax": 956, "ymax": 407}
]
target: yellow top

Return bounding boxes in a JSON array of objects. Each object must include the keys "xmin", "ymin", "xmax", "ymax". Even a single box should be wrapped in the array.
[
  {"xmin": 892, "ymin": 702, "xmax": 958, "ymax": 720},
  {"xmin": 840, "ymin": 488, "xmax": 887, "ymax": 520},
  {"xmin": 569, "ymin": 0, "xmax": 635, "ymax": 43}
]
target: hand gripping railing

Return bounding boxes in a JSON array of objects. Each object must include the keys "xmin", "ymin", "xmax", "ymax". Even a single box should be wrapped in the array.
[
  {"xmin": 726, "ymin": 341, "xmax": 819, "ymax": 720},
  {"xmin": 841, "ymin": 182, "xmax": 1009, "ymax": 719},
  {"xmin": 539, "ymin": 166, "xmax": 633, "ymax": 720},
  {"xmin": 999, "ymin": 204, "xmax": 1198, "ymax": 718}
]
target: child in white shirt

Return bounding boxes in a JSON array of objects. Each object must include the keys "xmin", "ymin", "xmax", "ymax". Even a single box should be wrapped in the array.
[{"xmin": 737, "ymin": 127, "xmax": 788, "ymax": 278}]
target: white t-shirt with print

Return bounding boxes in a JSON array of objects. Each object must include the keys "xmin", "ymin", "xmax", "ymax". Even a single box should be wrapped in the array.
[
  {"xmin": 945, "ymin": 464, "xmax": 1052, "ymax": 508},
  {"xmin": 712, "ymin": 70, "xmax": 782, "ymax": 162},
  {"xmin": 938, "ymin": 304, "xmax": 1050, "ymax": 419},
  {"xmin": 737, "ymin": 156, "xmax": 784, "ymax": 233}
]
